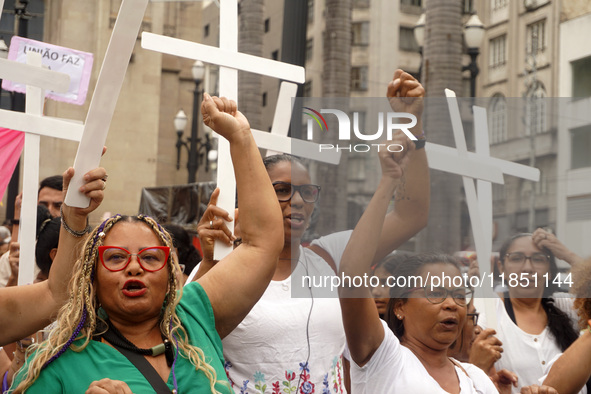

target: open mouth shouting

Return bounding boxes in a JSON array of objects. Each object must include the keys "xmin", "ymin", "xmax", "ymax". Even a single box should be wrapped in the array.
[{"xmin": 122, "ymin": 279, "xmax": 147, "ymax": 297}]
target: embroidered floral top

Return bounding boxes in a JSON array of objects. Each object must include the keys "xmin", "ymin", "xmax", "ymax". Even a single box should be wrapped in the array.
[{"xmin": 221, "ymin": 233, "xmax": 351, "ymax": 394}]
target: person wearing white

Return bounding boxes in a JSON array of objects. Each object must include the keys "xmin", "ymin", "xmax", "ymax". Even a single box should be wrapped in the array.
[{"xmin": 351, "ymin": 320, "xmax": 497, "ymax": 394}]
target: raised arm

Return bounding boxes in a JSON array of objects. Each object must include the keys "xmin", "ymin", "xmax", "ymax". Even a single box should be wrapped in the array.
[
  {"xmin": 532, "ymin": 228, "xmax": 584, "ymax": 268},
  {"xmin": 542, "ymin": 329, "xmax": 591, "ymax": 394},
  {"xmin": 339, "ymin": 133, "xmax": 411, "ymax": 367},
  {"xmin": 196, "ymin": 94, "xmax": 283, "ymax": 339},
  {"xmin": 0, "ymin": 166, "xmax": 106, "ymax": 345},
  {"xmin": 374, "ymin": 70, "xmax": 429, "ymax": 263}
]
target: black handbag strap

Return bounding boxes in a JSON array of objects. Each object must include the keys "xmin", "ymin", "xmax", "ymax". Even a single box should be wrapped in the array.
[{"xmin": 101, "ymin": 330, "xmax": 173, "ymax": 394}]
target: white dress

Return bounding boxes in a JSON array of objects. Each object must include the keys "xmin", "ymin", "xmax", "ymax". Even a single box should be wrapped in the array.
[
  {"xmin": 480, "ymin": 294, "xmax": 578, "ymax": 394},
  {"xmin": 221, "ymin": 231, "xmax": 351, "ymax": 394},
  {"xmin": 350, "ymin": 320, "xmax": 498, "ymax": 394}
]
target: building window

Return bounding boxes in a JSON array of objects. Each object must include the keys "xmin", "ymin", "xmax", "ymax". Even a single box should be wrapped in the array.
[
  {"xmin": 352, "ymin": 22, "xmax": 369, "ymax": 46},
  {"xmin": 491, "ymin": 0, "xmax": 508, "ymax": 10},
  {"xmin": 306, "ymin": 39, "xmax": 313, "ymax": 62},
  {"xmin": 399, "ymin": 26, "xmax": 420, "ymax": 52},
  {"xmin": 271, "ymin": 50, "xmax": 279, "ymax": 60},
  {"xmin": 353, "ymin": 0, "xmax": 370, "ymax": 8},
  {"xmin": 264, "ymin": 18, "xmax": 270, "ymax": 33},
  {"xmin": 526, "ymin": 19, "xmax": 546, "ymax": 55},
  {"xmin": 307, "ymin": 0, "xmax": 314, "ymax": 23},
  {"xmin": 525, "ymin": 82, "xmax": 546, "ymax": 135},
  {"xmin": 572, "ymin": 56, "xmax": 591, "ymax": 97},
  {"xmin": 204, "ymin": 24, "xmax": 210, "ymax": 38},
  {"xmin": 489, "ymin": 94, "xmax": 507, "ymax": 144},
  {"xmin": 400, "ymin": 0, "xmax": 421, "ymax": 6},
  {"xmin": 304, "ymin": 80, "xmax": 312, "ymax": 97},
  {"xmin": 462, "ymin": 0, "xmax": 473, "ymax": 14},
  {"xmin": 262, "ymin": 92, "xmax": 267, "ymax": 107},
  {"xmin": 571, "ymin": 125, "xmax": 591, "ymax": 169},
  {"xmin": 351, "ymin": 66, "xmax": 368, "ymax": 91},
  {"xmin": 489, "ymin": 35, "xmax": 506, "ymax": 68}
]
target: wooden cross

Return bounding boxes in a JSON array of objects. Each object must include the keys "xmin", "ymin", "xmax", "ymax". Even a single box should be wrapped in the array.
[
  {"xmin": 0, "ymin": 49, "xmax": 79, "ymax": 285},
  {"xmin": 141, "ymin": 7, "xmax": 341, "ymax": 259},
  {"xmin": 0, "ymin": 0, "xmax": 149, "ymax": 284},
  {"xmin": 429, "ymin": 89, "xmax": 541, "ymax": 328},
  {"xmin": 64, "ymin": 0, "xmax": 150, "ymax": 208}
]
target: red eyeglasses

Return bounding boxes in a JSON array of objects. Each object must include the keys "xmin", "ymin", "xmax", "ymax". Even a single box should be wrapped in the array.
[{"xmin": 98, "ymin": 246, "xmax": 170, "ymax": 272}]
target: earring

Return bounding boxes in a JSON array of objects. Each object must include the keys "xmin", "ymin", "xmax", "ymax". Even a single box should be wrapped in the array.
[{"xmin": 397, "ymin": 315, "xmax": 403, "ymax": 320}]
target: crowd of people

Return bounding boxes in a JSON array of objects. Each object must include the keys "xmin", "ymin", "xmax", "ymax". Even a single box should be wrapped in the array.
[{"xmin": 0, "ymin": 70, "xmax": 589, "ymax": 394}]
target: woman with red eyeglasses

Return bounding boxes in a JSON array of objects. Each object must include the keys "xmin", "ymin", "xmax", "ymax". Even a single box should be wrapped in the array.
[{"xmin": 10, "ymin": 95, "xmax": 284, "ymax": 394}]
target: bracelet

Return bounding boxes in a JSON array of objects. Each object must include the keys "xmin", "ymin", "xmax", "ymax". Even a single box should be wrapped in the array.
[
  {"xmin": 10, "ymin": 219, "xmax": 19, "ymax": 225},
  {"xmin": 60, "ymin": 205, "xmax": 91, "ymax": 238}
]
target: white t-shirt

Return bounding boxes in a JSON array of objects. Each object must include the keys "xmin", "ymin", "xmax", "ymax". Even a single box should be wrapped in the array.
[
  {"xmin": 221, "ymin": 231, "xmax": 351, "ymax": 394},
  {"xmin": 350, "ymin": 320, "xmax": 498, "ymax": 394},
  {"xmin": 480, "ymin": 295, "xmax": 578, "ymax": 394}
]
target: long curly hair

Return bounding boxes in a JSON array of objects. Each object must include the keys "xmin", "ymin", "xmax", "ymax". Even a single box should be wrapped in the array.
[{"xmin": 13, "ymin": 215, "xmax": 225, "ymax": 393}]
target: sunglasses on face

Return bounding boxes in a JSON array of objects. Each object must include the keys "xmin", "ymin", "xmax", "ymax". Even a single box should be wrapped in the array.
[
  {"xmin": 272, "ymin": 181, "xmax": 321, "ymax": 203},
  {"xmin": 98, "ymin": 246, "xmax": 170, "ymax": 272}
]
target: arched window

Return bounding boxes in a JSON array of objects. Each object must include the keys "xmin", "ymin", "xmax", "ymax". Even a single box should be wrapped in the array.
[{"xmin": 488, "ymin": 94, "xmax": 506, "ymax": 143}]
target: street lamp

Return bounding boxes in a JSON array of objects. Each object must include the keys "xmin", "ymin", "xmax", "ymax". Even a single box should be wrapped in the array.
[
  {"xmin": 414, "ymin": 12, "xmax": 484, "ymax": 95},
  {"xmin": 174, "ymin": 60, "xmax": 216, "ymax": 183},
  {"xmin": 462, "ymin": 13, "xmax": 485, "ymax": 97}
]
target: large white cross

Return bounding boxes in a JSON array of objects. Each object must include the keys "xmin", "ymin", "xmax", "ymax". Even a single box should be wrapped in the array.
[
  {"xmin": 426, "ymin": 89, "xmax": 541, "ymax": 329},
  {"xmin": 64, "ymin": 0, "xmax": 150, "ymax": 208},
  {"xmin": 141, "ymin": 11, "xmax": 341, "ymax": 259},
  {"xmin": 0, "ymin": 0, "xmax": 149, "ymax": 284},
  {"xmin": 0, "ymin": 50, "xmax": 80, "ymax": 285}
]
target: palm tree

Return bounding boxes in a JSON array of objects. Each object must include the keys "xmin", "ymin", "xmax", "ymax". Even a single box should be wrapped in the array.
[
  {"xmin": 419, "ymin": 0, "xmax": 464, "ymax": 253},
  {"xmin": 316, "ymin": 0, "xmax": 352, "ymax": 235},
  {"xmin": 238, "ymin": 0, "xmax": 263, "ymax": 130}
]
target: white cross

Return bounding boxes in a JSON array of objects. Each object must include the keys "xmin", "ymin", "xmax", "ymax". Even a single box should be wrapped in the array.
[
  {"xmin": 0, "ymin": 0, "xmax": 149, "ymax": 284},
  {"xmin": 425, "ymin": 89, "xmax": 541, "ymax": 329},
  {"xmin": 64, "ymin": 0, "xmax": 150, "ymax": 208},
  {"xmin": 0, "ymin": 49, "xmax": 79, "ymax": 285},
  {"xmin": 141, "ymin": 12, "xmax": 341, "ymax": 259}
]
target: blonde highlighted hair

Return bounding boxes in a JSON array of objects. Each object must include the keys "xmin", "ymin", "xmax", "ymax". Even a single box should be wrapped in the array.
[{"xmin": 12, "ymin": 215, "xmax": 226, "ymax": 393}]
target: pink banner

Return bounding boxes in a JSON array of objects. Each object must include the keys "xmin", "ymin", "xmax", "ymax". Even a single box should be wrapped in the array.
[{"xmin": 0, "ymin": 128, "xmax": 24, "ymax": 201}]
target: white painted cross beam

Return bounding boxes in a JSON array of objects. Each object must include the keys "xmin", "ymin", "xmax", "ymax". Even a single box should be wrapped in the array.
[
  {"xmin": 0, "ymin": 50, "xmax": 79, "ymax": 286},
  {"xmin": 141, "ymin": 29, "xmax": 344, "ymax": 259},
  {"xmin": 439, "ymin": 89, "xmax": 541, "ymax": 329},
  {"xmin": 65, "ymin": 0, "xmax": 150, "ymax": 208}
]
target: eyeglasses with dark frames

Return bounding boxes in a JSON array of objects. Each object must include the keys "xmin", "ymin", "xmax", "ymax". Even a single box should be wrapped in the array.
[
  {"xmin": 402, "ymin": 286, "xmax": 474, "ymax": 307},
  {"xmin": 98, "ymin": 246, "xmax": 170, "ymax": 272},
  {"xmin": 272, "ymin": 181, "xmax": 321, "ymax": 203},
  {"xmin": 504, "ymin": 252, "xmax": 550, "ymax": 267}
]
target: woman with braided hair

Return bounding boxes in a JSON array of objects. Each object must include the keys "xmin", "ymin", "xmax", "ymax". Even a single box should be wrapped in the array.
[{"xmin": 10, "ymin": 94, "xmax": 283, "ymax": 393}]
